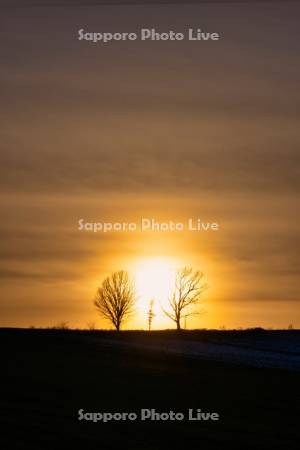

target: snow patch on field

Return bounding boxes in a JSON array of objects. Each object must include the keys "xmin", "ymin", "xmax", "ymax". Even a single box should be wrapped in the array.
[{"xmin": 98, "ymin": 334, "xmax": 300, "ymax": 371}]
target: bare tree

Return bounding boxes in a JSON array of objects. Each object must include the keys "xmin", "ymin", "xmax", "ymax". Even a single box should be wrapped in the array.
[
  {"xmin": 94, "ymin": 270, "xmax": 136, "ymax": 331},
  {"xmin": 162, "ymin": 267, "xmax": 207, "ymax": 330},
  {"xmin": 147, "ymin": 299, "xmax": 155, "ymax": 331}
]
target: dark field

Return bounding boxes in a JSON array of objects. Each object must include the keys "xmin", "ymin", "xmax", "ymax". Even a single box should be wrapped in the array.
[{"xmin": 1, "ymin": 329, "xmax": 299, "ymax": 449}]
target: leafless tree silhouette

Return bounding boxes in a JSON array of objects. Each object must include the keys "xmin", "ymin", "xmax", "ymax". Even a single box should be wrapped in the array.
[
  {"xmin": 94, "ymin": 270, "xmax": 136, "ymax": 331},
  {"xmin": 162, "ymin": 267, "xmax": 207, "ymax": 330},
  {"xmin": 147, "ymin": 299, "xmax": 155, "ymax": 331}
]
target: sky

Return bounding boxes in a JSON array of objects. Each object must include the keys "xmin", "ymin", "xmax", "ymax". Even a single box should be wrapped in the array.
[{"xmin": 0, "ymin": 1, "xmax": 299, "ymax": 329}]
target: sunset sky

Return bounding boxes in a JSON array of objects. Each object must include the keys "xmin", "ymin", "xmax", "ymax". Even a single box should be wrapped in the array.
[{"xmin": 0, "ymin": 1, "xmax": 299, "ymax": 329}]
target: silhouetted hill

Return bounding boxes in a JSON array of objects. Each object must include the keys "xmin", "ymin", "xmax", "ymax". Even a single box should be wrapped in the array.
[{"xmin": 0, "ymin": 328, "xmax": 299, "ymax": 449}]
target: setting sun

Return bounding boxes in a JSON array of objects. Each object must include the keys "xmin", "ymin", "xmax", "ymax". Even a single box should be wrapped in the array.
[{"xmin": 132, "ymin": 257, "xmax": 179, "ymax": 326}]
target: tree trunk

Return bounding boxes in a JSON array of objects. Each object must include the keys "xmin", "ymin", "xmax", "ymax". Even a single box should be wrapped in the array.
[{"xmin": 176, "ymin": 318, "xmax": 181, "ymax": 331}]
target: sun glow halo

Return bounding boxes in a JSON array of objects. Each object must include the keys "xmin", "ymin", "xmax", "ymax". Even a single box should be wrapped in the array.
[{"xmin": 134, "ymin": 257, "xmax": 178, "ymax": 314}]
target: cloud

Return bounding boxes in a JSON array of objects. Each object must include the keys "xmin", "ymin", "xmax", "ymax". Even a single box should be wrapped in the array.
[{"xmin": 0, "ymin": 4, "xmax": 299, "ymax": 326}]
